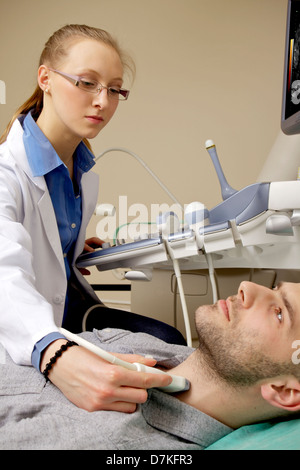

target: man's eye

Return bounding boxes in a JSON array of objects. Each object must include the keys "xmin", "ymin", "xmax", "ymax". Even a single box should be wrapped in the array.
[{"xmin": 275, "ymin": 307, "xmax": 283, "ymax": 322}]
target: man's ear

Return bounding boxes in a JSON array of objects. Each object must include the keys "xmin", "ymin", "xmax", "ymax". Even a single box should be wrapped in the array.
[{"xmin": 261, "ymin": 376, "xmax": 300, "ymax": 411}]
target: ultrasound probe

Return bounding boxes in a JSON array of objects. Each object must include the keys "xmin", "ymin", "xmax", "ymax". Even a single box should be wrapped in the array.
[{"xmin": 59, "ymin": 328, "xmax": 190, "ymax": 393}]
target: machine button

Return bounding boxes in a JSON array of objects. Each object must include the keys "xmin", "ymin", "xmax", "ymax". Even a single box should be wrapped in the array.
[
  {"xmin": 266, "ymin": 214, "xmax": 293, "ymax": 235},
  {"xmin": 102, "ymin": 242, "xmax": 111, "ymax": 249}
]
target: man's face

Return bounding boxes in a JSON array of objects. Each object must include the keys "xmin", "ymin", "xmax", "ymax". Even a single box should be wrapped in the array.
[{"xmin": 195, "ymin": 281, "xmax": 300, "ymax": 387}]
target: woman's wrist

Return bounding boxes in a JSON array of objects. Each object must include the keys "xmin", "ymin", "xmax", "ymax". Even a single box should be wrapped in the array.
[
  {"xmin": 40, "ymin": 339, "xmax": 70, "ymax": 373},
  {"xmin": 42, "ymin": 340, "xmax": 78, "ymax": 382}
]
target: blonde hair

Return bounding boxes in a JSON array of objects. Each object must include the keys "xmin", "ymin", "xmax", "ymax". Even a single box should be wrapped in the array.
[{"xmin": 0, "ymin": 24, "xmax": 135, "ymax": 146}]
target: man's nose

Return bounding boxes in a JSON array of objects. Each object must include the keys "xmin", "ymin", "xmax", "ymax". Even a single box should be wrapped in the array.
[
  {"xmin": 238, "ymin": 281, "xmax": 272, "ymax": 309},
  {"xmin": 238, "ymin": 281, "xmax": 258, "ymax": 308}
]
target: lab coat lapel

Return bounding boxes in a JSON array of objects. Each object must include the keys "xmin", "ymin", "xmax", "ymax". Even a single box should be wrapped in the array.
[
  {"xmin": 37, "ymin": 191, "xmax": 65, "ymax": 268},
  {"xmin": 74, "ymin": 170, "xmax": 99, "ymax": 260}
]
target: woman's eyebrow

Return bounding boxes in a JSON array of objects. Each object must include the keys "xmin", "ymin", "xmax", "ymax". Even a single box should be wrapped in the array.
[{"xmin": 77, "ymin": 68, "xmax": 123, "ymax": 83}]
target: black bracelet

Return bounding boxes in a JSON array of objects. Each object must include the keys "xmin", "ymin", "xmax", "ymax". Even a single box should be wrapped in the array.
[{"xmin": 42, "ymin": 340, "xmax": 78, "ymax": 382}]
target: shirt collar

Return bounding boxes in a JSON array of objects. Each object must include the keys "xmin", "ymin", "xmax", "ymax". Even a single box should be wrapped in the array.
[
  {"xmin": 142, "ymin": 389, "xmax": 232, "ymax": 448},
  {"xmin": 22, "ymin": 111, "xmax": 95, "ymax": 177}
]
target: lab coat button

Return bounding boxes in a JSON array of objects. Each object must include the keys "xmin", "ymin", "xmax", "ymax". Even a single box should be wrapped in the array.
[{"xmin": 53, "ymin": 294, "xmax": 64, "ymax": 304}]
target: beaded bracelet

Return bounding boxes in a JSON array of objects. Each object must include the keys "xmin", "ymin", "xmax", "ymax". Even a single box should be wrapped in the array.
[{"xmin": 42, "ymin": 340, "xmax": 78, "ymax": 382}]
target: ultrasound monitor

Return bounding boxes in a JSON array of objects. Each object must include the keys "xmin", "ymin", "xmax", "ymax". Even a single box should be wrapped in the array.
[{"xmin": 282, "ymin": 0, "xmax": 300, "ymax": 134}]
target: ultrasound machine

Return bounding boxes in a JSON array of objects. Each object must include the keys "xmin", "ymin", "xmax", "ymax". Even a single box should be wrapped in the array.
[{"xmin": 77, "ymin": 0, "xmax": 300, "ymax": 346}]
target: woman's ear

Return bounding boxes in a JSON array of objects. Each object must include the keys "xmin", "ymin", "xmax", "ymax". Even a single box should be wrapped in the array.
[
  {"xmin": 261, "ymin": 376, "xmax": 300, "ymax": 411},
  {"xmin": 37, "ymin": 65, "xmax": 50, "ymax": 93}
]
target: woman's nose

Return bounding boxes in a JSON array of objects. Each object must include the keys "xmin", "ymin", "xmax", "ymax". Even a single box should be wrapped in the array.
[{"xmin": 93, "ymin": 88, "xmax": 110, "ymax": 108}]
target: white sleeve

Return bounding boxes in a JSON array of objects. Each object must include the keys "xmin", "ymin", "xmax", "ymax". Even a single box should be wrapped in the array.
[{"xmin": 0, "ymin": 160, "xmax": 59, "ymax": 366}]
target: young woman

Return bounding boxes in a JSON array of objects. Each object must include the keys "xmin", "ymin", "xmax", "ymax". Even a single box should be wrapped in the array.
[{"xmin": 0, "ymin": 24, "xmax": 185, "ymax": 412}]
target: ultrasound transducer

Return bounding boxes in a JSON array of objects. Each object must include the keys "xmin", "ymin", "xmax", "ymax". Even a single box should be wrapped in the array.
[{"xmin": 59, "ymin": 328, "xmax": 190, "ymax": 393}]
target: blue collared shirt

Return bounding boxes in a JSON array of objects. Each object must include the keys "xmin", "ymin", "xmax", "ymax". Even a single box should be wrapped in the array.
[{"xmin": 22, "ymin": 112, "xmax": 95, "ymax": 370}]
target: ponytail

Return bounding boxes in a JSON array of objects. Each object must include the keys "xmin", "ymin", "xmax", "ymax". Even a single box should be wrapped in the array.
[{"xmin": 0, "ymin": 86, "xmax": 43, "ymax": 144}]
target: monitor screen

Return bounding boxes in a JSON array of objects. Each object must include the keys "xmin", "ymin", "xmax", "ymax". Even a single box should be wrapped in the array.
[{"xmin": 282, "ymin": 0, "xmax": 300, "ymax": 134}]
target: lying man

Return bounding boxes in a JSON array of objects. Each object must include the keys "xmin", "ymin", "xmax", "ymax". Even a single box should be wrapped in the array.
[{"xmin": 0, "ymin": 281, "xmax": 300, "ymax": 450}]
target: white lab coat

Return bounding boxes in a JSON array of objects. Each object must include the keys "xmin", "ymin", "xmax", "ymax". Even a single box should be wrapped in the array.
[{"xmin": 0, "ymin": 118, "xmax": 99, "ymax": 365}]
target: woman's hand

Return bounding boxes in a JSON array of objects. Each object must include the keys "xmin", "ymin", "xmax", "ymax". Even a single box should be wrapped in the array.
[
  {"xmin": 79, "ymin": 237, "xmax": 104, "ymax": 275},
  {"xmin": 83, "ymin": 236, "xmax": 104, "ymax": 253},
  {"xmin": 40, "ymin": 340, "xmax": 172, "ymax": 412}
]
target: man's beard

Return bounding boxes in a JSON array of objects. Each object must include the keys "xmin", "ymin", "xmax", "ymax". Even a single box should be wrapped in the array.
[{"xmin": 194, "ymin": 302, "xmax": 288, "ymax": 388}]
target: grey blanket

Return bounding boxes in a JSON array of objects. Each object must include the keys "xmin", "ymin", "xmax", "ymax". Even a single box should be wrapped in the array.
[{"xmin": 0, "ymin": 329, "xmax": 232, "ymax": 450}]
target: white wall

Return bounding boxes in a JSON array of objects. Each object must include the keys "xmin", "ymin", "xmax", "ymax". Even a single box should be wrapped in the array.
[{"xmin": 0, "ymin": 0, "xmax": 289, "ymax": 290}]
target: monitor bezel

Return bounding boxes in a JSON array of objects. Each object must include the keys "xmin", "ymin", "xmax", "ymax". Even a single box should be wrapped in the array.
[{"xmin": 281, "ymin": 0, "xmax": 300, "ymax": 135}]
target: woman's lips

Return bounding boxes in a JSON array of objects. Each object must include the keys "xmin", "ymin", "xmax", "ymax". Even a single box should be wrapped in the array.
[{"xmin": 85, "ymin": 115, "xmax": 104, "ymax": 124}]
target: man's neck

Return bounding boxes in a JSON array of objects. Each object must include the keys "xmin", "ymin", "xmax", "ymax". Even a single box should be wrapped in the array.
[{"xmin": 170, "ymin": 350, "xmax": 272, "ymax": 429}]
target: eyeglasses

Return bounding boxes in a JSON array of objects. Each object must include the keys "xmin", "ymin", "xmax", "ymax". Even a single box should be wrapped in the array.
[{"xmin": 48, "ymin": 68, "xmax": 130, "ymax": 101}]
